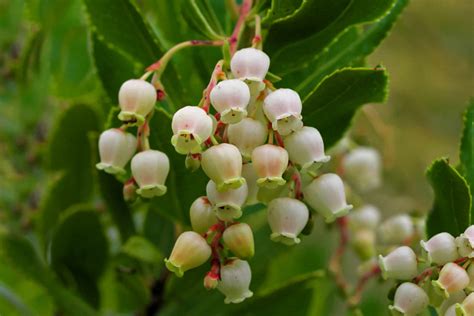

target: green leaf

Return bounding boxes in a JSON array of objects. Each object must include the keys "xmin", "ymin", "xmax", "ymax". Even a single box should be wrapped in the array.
[
  {"xmin": 182, "ymin": 0, "xmax": 223, "ymax": 40},
  {"xmin": 51, "ymin": 207, "xmax": 108, "ymax": 308},
  {"xmin": 122, "ymin": 236, "xmax": 162, "ymax": 263},
  {"xmin": 284, "ymin": 0, "xmax": 409, "ymax": 98},
  {"xmin": 302, "ymin": 67, "xmax": 388, "ymax": 148},
  {"xmin": 97, "ymin": 171, "xmax": 136, "ymax": 242},
  {"xmin": 460, "ymin": 99, "xmax": 474, "ymax": 219},
  {"xmin": 267, "ymin": 0, "xmax": 395, "ymax": 75},
  {"xmin": 262, "ymin": 0, "xmax": 304, "ymax": 25},
  {"xmin": 0, "ymin": 234, "xmax": 97, "ymax": 316},
  {"xmin": 426, "ymin": 159, "xmax": 472, "ymax": 237},
  {"xmin": 143, "ymin": 206, "xmax": 175, "ymax": 256}
]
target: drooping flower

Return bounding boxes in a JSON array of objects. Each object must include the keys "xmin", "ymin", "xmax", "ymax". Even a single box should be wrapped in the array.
[
  {"xmin": 171, "ymin": 106, "xmax": 213, "ymax": 154},
  {"xmin": 378, "ymin": 214, "xmax": 414, "ymax": 245},
  {"xmin": 420, "ymin": 232, "xmax": 459, "ymax": 265},
  {"xmin": 118, "ymin": 79, "xmax": 157, "ymax": 125},
  {"xmin": 284, "ymin": 126, "xmax": 330, "ymax": 171},
  {"xmin": 210, "ymin": 79, "xmax": 251, "ymax": 124},
  {"xmin": 267, "ymin": 197, "xmax": 309, "ymax": 246},
  {"xmin": 223, "ymin": 223, "xmax": 255, "ymax": 259},
  {"xmin": 342, "ymin": 147, "xmax": 382, "ymax": 192},
  {"xmin": 456, "ymin": 225, "xmax": 474, "ymax": 258},
  {"xmin": 432, "ymin": 263, "xmax": 470, "ymax": 298},
  {"xmin": 131, "ymin": 150, "xmax": 170, "ymax": 198},
  {"xmin": 189, "ymin": 196, "xmax": 218, "ymax": 234},
  {"xmin": 217, "ymin": 259, "xmax": 253, "ymax": 304},
  {"xmin": 263, "ymin": 88, "xmax": 303, "ymax": 136},
  {"xmin": 206, "ymin": 180, "xmax": 248, "ymax": 221},
  {"xmin": 378, "ymin": 246, "xmax": 418, "ymax": 280},
  {"xmin": 348, "ymin": 204, "xmax": 381, "ymax": 231},
  {"xmin": 96, "ymin": 129, "xmax": 137, "ymax": 174},
  {"xmin": 251, "ymin": 144, "xmax": 289, "ymax": 189},
  {"xmin": 230, "ymin": 47, "xmax": 270, "ymax": 82},
  {"xmin": 227, "ymin": 118, "xmax": 268, "ymax": 159},
  {"xmin": 389, "ymin": 283, "xmax": 429, "ymax": 316}
]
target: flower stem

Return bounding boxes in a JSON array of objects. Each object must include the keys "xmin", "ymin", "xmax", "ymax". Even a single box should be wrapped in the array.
[
  {"xmin": 229, "ymin": 0, "xmax": 253, "ymax": 55},
  {"xmin": 252, "ymin": 15, "xmax": 262, "ymax": 49},
  {"xmin": 201, "ymin": 60, "xmax": 225, "ymax": 113},
  {"xmin": 329, "ymin": 216, "xmax": 350, "ymax": 296},
  {"xmin": 348, "ymin": 264, "xmax": 381, "ymax": 306}
]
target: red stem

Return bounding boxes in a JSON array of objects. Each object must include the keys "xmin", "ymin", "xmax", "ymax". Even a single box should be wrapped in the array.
[
  {"xmin": 292, "ymin": 172, "xmax": 303, "ymax": 200},
  {"xmin": 329, "ymin": 217, "xmax": 350, "ymax": 294},
  {"xmin": 229, "ymin": 0, "xmax": 253, "ymax": 55},
  {"xmin": 348, "ymin": 265, "xmax": 381, "ymax": 306},
  {"xmin": 413, "ymin": 256, "xmax": 470, "ymax": 284},
  {"xmin": 202, "ymin": 61, "xmax": 224, "ymax": 113}
]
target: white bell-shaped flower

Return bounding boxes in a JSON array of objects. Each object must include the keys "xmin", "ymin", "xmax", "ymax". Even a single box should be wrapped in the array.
[
  {"xmin": 378, "ymin": 214, "xmax": 414, "ymax": 245},
  {"xmin": 284, "ymin": 126, "xmax": 330, "ymax": 171},
  {"xmin": 118, "ymin": 79, "xmax": 157, "ymax": 125},
  {"xmin": 433, "ymin": 263, "xmax": 470, "ymax": 298},
  {"xmin": 456, "ymin": 225, "xmax": 474, "ymax": 258},
  {"xmin": 389, "ymin": 283, "xmax": 429, "ymax": 316},
  {"xmin": 263, "ymin": 88, "xmax": 303, "ymax": 136},
  {"xmin": 201, "ymin": 143, "xmax": 245, "ymax": 191},
  {"xmin": 420, "ymin": 232, "xmax": 459, "ymax": 265},
  {"xmin": 348, "ymin": 204, "xmax": 381, "ymax": 231},
  {"xmin": 230, "ymin": 47, "xmax": 270, "ymax": 82},
  {"xmin": 303, "ymin": 173, "xmax": 353, "ymax": 223},
  {"xmin": 242, "ymin": 163, "xmax": 259, "ymax": 205},
  {"xmin": 206, "ymin": 180, "xmax": 248, "ymax": 221},
  {"xmin": 131, "ymin": 150, "xmax": 169, "ymax": 198},
  {"xmin": 189, "ymin": 196, "xmax": 218, "ymax": 234},
  {"xmin": 378, "ymin": 246, "xmax": 418, "ymax": 280},
  {"xmin": 210, "ymin": 79, "xmax": 250, "ymax": 124},
  {"xmin": 342, "ymin": 147, "xmax": 382, "ymax": 192},
  {"xmin": 251, "ymin": 144, "xmax": 289, "ymax": 189},
  {"xmin": 459, "ymin": 293, "xmax": 474, "ymax": 316},
  {"xmin": 171, "ymin": 106, "xmax": 213, "ymax": 154},
  {"xmin": 217, "ymin": 259, "xmax": 253, "ymax": 304},
  {"xmin": 164, "ymin": 231, "xmax": 211, "ymax": 277},
  {"xmin": 96, "ymin": 129, "xmax": 137, "ymax": 174},
  {"xmin": 267, "ymin": 197, "xmax": 309, "ymax": 246},
  {"xmin": 228, "ymin": 118, "xmax": 268, "ymax": 159},
  {"xmin": 438, "ymin": 290, "xmax": 467, "ymax": 315},
  {"xmin": 223, "ymin": 223, "xmax": 255, "ymax": 259}
]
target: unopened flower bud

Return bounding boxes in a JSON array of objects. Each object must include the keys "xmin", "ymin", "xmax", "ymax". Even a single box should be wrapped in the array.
[
  {"xmin": 171, "ymin": 106, "xmax": 213, "ymax": 154},
  {"xmin": 217, "ymin": 259, "xmax": 253, "ymax": 304},
  {"xmin": 352, "ymin": 229, "xmax": 376, "ymax": 261},
  {"xmin": 252, "ymin": 144, "xmax": 289, "ymax": 189},
  {"xmin": 303, "ymin": 173, "xmax": 353, "ymax": 223},
  {"xmin": 342, "ymin": 147, "xmax": 382, "ymax": 192},
  {"xmin": 210, "ymin": 79, "xmax": 250, "ymax": 124},
  {"xmin": 201, "ymin": 143, "xmax": 245, "ymax": 191},
  {"xmin": 420, "ymin": 232, "xmax": 459, "ymax": 265},
  {"xmin": 96, "ymin": 129, "xmax": 137, "ymax": 174},
  {"xmin": 230, "ymin": 47, "xmax": 270, "ymax": 82},
  {"xmin": 164, "ymin": 231, "xmax": 211, "ymax": 277},
  {"xmin": 131, "ymin": 150, "xmax": 169, "ymax": 198},
  {"xmin": 433, "ymin": 263, "xmax": 470, "ymax": 298},
  {"xmin": 189, "ymin": 197, "xmax": 218, "ymax": 234},
  {"xmin": 378, "ymin": 214, "xmax": 414, "ymax": 245},
  {"xmin": 228, "ymin": 118, "xmax": 268, "ymax": 159},
  {"xmin": 123, "ymin": 179, "xmax": 137, "ymax": 202},
  {"xmin": 348, "ymin": 204, "xmax": 381, "ymax": 231},
  {"xmin": 185, "ymin": 154, "xmax": 201, "ymax": 172},
  {"xmin": 204, "ymin": 272, "xmax": 219, "ymax": 290},
  {"xmin": 378, "ymin": 246, "xmax": 418, "ymax": 280},
  {"xmin": 118, "ymin": 79, "xmax": 157, "ymax": 125},
  {"xmin": 267, "ymin": 197, "xmax": 309, "ymax": 246},
  {"xmin": 263, "ymin": 89, "xmax": 303, "ymax": 136},
  {"xmin": 456, "ymin": 225, "xmax": 474, "ymax": 258},
  {"xmin": 242, "ymin": 163, "xmax": 259, "ymax": 205},
  {"xmin": 223, "ymin": 223, "xmax": 254, "ymax": 259},
  {"xmin": 284, "ymin": 126, "xmax": 330, "ymax": 171},
  {"xmin": 389, "ymin": 283, "xmax": 429, "ymax": 316},
  {"xmin": 206, "ymin": 180, "xmax": 248, "ymax": 221}
]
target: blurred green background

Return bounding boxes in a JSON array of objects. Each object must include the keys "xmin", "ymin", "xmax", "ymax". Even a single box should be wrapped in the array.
[{"xmin": 0, "ymin": 0, "xmax": 472, "ymax": 315}]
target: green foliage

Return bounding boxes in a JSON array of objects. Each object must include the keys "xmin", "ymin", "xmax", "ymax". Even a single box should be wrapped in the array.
[
  {"xmin": 121, "ymin": 236, "xmax": 162, "ymax": 263},
  {"xmin": 460, "ymin": 99, "xmax": 474, "ymax": 218},
  {"xmin": 426, "ymin": 159, "xmax": 472, "ymax": 237},
  {"xmin": 182, "ymin": 0, "xmax": 224, "ymax": 40},
  {"xmin": 302, "ymin": 67, "xmax": 389, "ymax": 147}
]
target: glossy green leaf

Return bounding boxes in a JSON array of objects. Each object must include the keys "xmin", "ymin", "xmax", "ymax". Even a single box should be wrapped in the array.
[
  {"xmin": 50, "ymin": 207, "xmax": 108, "ymax": 307},
  {"xmin": 143, "ymin": 206, "xmax": 175, "ymax": 256},
  {"xmin": 262, "ymin": 0, "xmax": 304, "ymax": 25},
  {"xmin": 268, "ymin": 0, "xmax": 395, "ymax": 75},
  {"xmin": 302, "ymin": 67, "xmax": 389, "ymax": 148},
  {"xmin": 426, "ymin": 159, "xmax": 472, "ymax": 237},
  {"xmin": 0, "ymin": 234, "xmax": 97, "ymax": 316},
  {"xmin": 460, "ymin": 99, "xmax": 474, "ymax": 219},
  {"xmin": 122, "ymin": 236, "xmax": 162, "ymax": 263},
  {"xmin": 182, "ymin": 0, "xmax": 223, "ymax": 40}
]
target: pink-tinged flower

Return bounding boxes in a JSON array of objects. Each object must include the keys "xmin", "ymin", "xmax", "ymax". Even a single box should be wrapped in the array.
[
  {"xmin": 251, "ymin": 144, "xmax": 289, "ymax": 189},
  {"xmin": 420, "ymin": 232, "xmax": 459, "ymax": 265},
  {"xmin": 378, "ymin": 214, "xmax": 414, "ymax": 245},
  {"xmin": 210, "ymin": 79, "xmax": 250, "ymax": 124},
  {"xmin": 267, "ymin": 197, "xmax": 309, "ymax": 246},
  {"xmin": 432, "ymin": 263, "xmax": 470, "ymax": 298},
  {"xmin": 118, "ymin": 79, "xmax": 157, "ymax": 125},
  {"xmin": 456, "ymin": 225, "xmax": 474, "ymax": 258},
  {"xmin": 378, "ymin": 246, "xmax": 418, "ymax": 280},
  {"xmin": 342, "ymin": 147, "xmax": 382, "ymax": 192},
  {"xmin": 389, "ymin": 283, "xmax": 429, "ymax": 316},
  {"xmin": 164, "ymin": 231, "xmax": 211, "ymax": 277},
  {"xmin": 206, "ymin": 180, "xmax": 248, "ymax": 221},
  {"xmin": 96, "ymin": 129, "xmax": 137, "ymax": 174},
  {"xmin": 284, "ymin": 126, "xmax": 330, "ymax": 171},
  {"xmin": 201, "ymin": 143, "xmax": 245, "ymax": 192},
  {"xmin": 228, "ymin": 118, "xmax": 268, "ymax": 159},
  {"xmin": 217, "ymin": 259, "xmax": 253, "ymax": 304},
  {"xmin": 223, "ymin": 223, "xmax": 255, "ymax": 259},
  {"xmin": 171, "ymin": 106, "xmax": 213, "ymax": 154},
  {"xmin": 263, "ymin": 88, "xmax": 303, "ymax": 136},
  {"xmin": 303, "ymin": 173, "xmax": 353, "ymax": 223},
  {"xmin": 230, "ymin": 47, "xmax": 270, "ymax": 82},
  {"xmin": 348, "ymin": 204, "xmax": 381, "ymax": 231},
  {"xmin": 131, "ymin": 150, "xmax": 169, "ymax": 198},
  {"xmin": 189, "ymin": 197, "xmax": 218, "ymax": 234}
]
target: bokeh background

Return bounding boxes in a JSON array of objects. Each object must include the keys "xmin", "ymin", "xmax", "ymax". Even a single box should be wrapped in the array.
[{"xmin": 0, "ymin": 0, "xmax": 473, "ymax": 315}]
